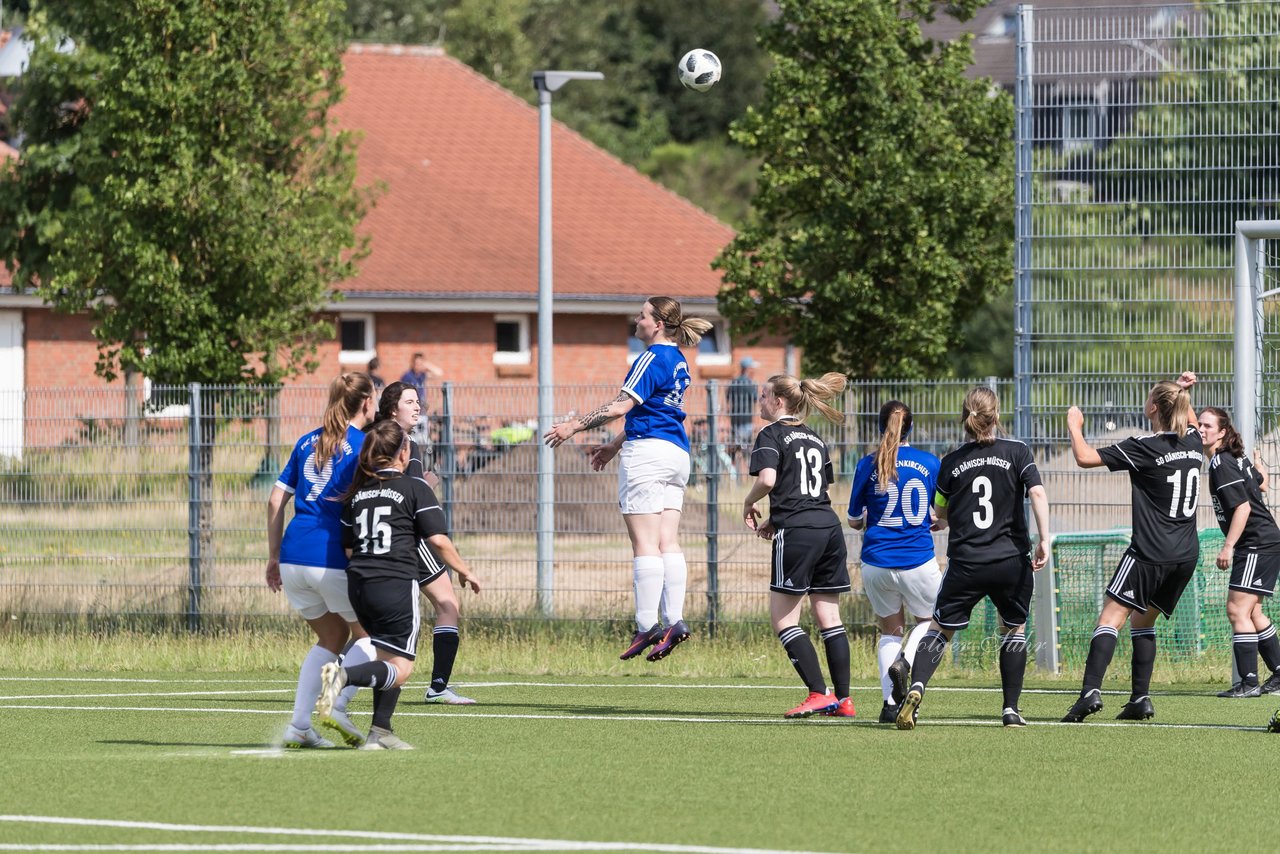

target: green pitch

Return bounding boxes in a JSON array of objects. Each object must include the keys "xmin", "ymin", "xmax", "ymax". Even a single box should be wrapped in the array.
[{"xmin": 0, "ymin": 672, "xmax": 1271, "ymax": 852}]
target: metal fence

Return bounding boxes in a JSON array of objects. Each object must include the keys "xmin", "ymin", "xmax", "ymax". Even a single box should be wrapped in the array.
[{"xmin": 0, "ymin": 380, "xmax": 1010, "ymax": 632}]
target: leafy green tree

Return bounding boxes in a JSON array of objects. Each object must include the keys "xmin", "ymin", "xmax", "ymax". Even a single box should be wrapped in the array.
[
  {"xmin": 714, "ymin": 0, "xmax": 1014, "ymax": 378},
  {"xmin": 0, "ymin": 0, "xmax": 368, "ymax": 386},
  {"xmin": 345, "ymin": 0, "xmax": 444, "ymax": 45}
]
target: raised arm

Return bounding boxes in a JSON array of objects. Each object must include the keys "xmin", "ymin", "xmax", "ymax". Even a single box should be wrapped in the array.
[
  {"xmin": 1066, "ymin": 406, "xmax": 1105, "ymax": 469},
  {"xmin": 1175, "ymin": 371, "xmax": 1197, "ymax": 425},
  {"xmin": 543, "ymin": 392, "xmax": 636, "ymax": 448}
]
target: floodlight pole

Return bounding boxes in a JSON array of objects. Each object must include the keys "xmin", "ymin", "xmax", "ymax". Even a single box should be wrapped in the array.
[{"xmin": 533, "ymin": 70, "xmax": 603, "ymax": 617}]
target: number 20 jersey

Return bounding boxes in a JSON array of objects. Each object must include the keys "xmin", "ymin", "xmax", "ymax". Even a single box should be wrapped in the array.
[
  {"xmin": 1098, "ymin": 427, "xmax": 1204, "ymax": 565},
  {"xmin": 749, "ymin": 418, "xmax": 839, "ymax": 529},
  {"xmin": 936, "ymin": 438, "xmax": 1042, "ymax": 563}
]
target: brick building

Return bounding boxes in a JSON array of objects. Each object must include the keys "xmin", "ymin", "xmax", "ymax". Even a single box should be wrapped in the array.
[{"xmin": 0, "ymin": 45, "xmax": 790, "ymax": 421}]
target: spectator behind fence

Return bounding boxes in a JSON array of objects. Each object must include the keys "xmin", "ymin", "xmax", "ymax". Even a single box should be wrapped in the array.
[
  {"xmin": 367, "ymin": 356, "xmax": 386, "ymax": 392},
  {"xmin": 727, "ymin": 357, "xmax": 759, "ymax": 472},
  {"xmin": 400, "ymin": 352, "xmax": 445, "ymax": 464}
]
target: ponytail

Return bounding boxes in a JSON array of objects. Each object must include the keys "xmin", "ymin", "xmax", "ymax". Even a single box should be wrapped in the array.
[
  {"xmin": 647, "ymin": 295, "xmax": 714, "ymax": 348},
  {"xmin": 1202, "ymin": 406, "xmax": 1245, "ymax": 458},
  {"xmin": 962, "ymin": 387, "xmax": 1002, "ymax": 446},
  {"xmin": 875, "ymin": 401, "xmax": 912, "ymax": 491},
  {"xmin": 340, "ymin": 419, "xmax": 408, "ymax": 504},
  {"xmin": 315, "ymin": 372, "xmax": 375, "ymax": 473},
  {"xmin": 766, "ymin": 372, "xmax": 848, "ymax": 424},
  {"xmin": 1149, "ymin": 381, "xmax": 1191, "ymax": 434}
]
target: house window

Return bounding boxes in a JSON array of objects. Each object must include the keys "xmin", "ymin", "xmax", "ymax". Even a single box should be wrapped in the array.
[
  {"xmin": 493, "ymin": 314, "xmax": 530, "ymax": 365},
  {"xmin": 1062, "ymin": 104, "xmax": 1097, "ymax": 153},
  {"xmin": 695, "ymin": 320, "xmax": 731, "ymax": 366},
  {"xmin": 338, "ymin": 313, "xmax": 376, "ymax": 365}
]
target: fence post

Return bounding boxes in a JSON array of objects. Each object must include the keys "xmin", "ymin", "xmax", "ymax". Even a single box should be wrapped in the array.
[
  {"xmin": 187, "ymin": 382, "xmax": 203, "ymax": 633},
  {"xmin": 439, "ymin": 382, "xmax": 455, "ymax": 533},
  {"xmin": 705, "ymin": 381, "xmax": 720, "ymax": 639},
  {"xmin": 1033, "ymin": 534, "xmax": 1060, "ymax": 672}
]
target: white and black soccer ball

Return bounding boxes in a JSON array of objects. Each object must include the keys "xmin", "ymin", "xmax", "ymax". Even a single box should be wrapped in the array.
[{"xmin": 678, "ymin": 49, "xmax": 721, "ymax": 93}]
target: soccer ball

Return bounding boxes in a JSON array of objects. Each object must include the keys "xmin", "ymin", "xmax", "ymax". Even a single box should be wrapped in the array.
[{"xmin": 678, "ymin": 49, "xmax": 721, "ymax": 93}]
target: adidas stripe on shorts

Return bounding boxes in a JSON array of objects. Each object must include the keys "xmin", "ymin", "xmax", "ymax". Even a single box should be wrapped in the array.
[
  {"xmin": 768, "ymin": 524, "xmax": 850, "ymax": 595},
  {"xmin": 1229, "ymin": 550, "xmax": 1280, "ymax": 597},
  {"xmin": 1105, "ymin": 548, "xmax": 1196, "ymax": 616}
]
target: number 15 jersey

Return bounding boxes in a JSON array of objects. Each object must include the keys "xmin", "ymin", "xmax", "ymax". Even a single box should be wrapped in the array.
[
  {"xmin": 936, "ymin": 437, "xmax": 1042, "ymax": 563},
  {"xmin": 1098, "ymin": 427, "xmax": 1204, "ymax": 565}
]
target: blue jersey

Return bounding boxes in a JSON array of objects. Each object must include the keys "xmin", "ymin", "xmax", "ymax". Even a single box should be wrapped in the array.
[
  {"xmin": 848, "ymin": 445, "xmax": 940, "ymax": 568},
  {"xmin": 276, "ymin": 424, "xmax": 367, "ymax": 569},
  {"xmin": 621, "ymin": 343, "xmax": 691, "ymax": 452}
]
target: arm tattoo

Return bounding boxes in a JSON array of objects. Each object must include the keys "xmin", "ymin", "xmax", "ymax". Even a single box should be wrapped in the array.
[{"xmin": 578, "ymin": 393, "xmax": 629, "ymax": 430}]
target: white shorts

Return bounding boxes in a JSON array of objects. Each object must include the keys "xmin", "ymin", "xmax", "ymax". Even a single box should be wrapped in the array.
[
  {"xmin": 862, "ymin": 557, "xmax": 942, "ymax": 620},
  {"xmin": 618, "ymin": 438, "xmax": 691, "ymax": 515},
  {"xmin": 280, "ymin": 563, "xmax": 357, "ymax": 621}
]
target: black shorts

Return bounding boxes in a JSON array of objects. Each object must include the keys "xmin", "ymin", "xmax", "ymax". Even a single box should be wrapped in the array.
[
  {"xmin": 769, "ymin": 525, "xmax": 850, "ymax": 595},
  {"xmin": 1230, "ymin": 550, "xmax": 1280, "ymax": 597},
  {"xmin": 1106, "ymin": 549, "xmax": 1196, "ymax": 617},
  {"xmin": 933, "ymin": 555, "xmax": 1033, "ymax": 630},
  {"xmin": 417, "ymin": 539, "xmax": 448, "ymax": 586},
  {"xmin": 347, "ymin": 575, "xmax": 421, "ymax": 659}
]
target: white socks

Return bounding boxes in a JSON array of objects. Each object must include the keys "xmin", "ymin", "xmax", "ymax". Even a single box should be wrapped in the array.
[
  {"xmin": 334, "ymin": 636, "xmax": 375, "ymax": 713},
  {"xmin": 877, "ymin": 635, "xmax": 903, "ymax": 702},
  {"xmin": 903, "ymin": 621, "xmax": 932, "ymax": 665},
  {"xmin": 633, "ymin": 556, "xmax": 665, "ymax": 630},
  {"xmin": 292, "ymin": 645, "xmax": 338, "ymax": 730},
  {"xmin": 660, "ymin": 552, "xmax": 688, "ymax": 625}
]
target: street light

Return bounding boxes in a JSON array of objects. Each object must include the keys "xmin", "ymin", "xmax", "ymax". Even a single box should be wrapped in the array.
[{"xmin": 532, "ymin": 69, "xmax": 603, "ymax": 617}]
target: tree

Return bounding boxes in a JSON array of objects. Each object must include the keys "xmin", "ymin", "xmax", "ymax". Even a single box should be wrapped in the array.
[
  {"xmin": 714, "ymin": 0, "xmax": 1014, "ymax": 378},
  {"xmin": 0, "ymin": 0, "xmax": 368, "ymax": 386}
]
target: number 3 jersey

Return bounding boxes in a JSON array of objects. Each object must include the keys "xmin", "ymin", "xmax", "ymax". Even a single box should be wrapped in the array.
[
  {"xmin": 848, "ymin": 446, "xmax": 941, "ymax": 568},
  {"xmin": 1098, "ymin": 427, "xmax": 1204, "ymax": 565},
  {"xmin": 749, "ymin": 417, "xmax": 840, "ymax": 529},
  {"xmin": 342, "ymin": 470, "xmax": 449, "ymax": 581},
  {"xmin": 936, "ymin": 437, "xmax": 1042, "ymax": 563}
]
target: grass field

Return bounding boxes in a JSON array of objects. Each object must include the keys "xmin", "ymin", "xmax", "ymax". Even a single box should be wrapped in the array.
[{"xmin": 0, "ymin": 657, "xmax": 1275, "ymax": 852}]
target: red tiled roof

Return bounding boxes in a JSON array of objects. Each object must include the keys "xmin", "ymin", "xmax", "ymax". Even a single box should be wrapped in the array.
[{"xmin": 335, "ymin": 45, "xmax": 734, "ymax": 301}]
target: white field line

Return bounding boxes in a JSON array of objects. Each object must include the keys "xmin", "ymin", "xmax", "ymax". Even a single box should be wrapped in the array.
[
  {"xmin": 0, "ymin": 677, "xmax": 1112, "ymax": 696},
  {"xmin": 0, "ymin": 815, "xmax": 838, "ymax": 854},
  {"xmin": 0, "ymin": 702, "xmax": 1263, "ymax": 732},
  {"xmin": 0, "ymin": 690, "xmax": 291, "ymax": 701}
]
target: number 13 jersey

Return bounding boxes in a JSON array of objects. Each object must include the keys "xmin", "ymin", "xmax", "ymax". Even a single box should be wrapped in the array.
[
  {"xmin": 749, "ymin": 417, "xmax": 840, "ymax": 529},
  {"xmin": 936, "ymin": 437, "xmax": 1042, "ymax": 563},
  {"xmin": 1098, "ymin": 427, "xmax": 1204, "ymax": 565}
]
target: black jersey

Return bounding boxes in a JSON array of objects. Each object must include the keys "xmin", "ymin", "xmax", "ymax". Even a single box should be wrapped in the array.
[
  {"xmin": 1097, "ymin": 427, "xmax": 1204, "ymax": 565},
  {"xmin": 749, "ymin": 418, "xmax": 840, "ymax": 529},
  {"xmin": 936, "ymin": 437, "xmax": 1042, "ymax": 563},
  {"xmin": 342, "ymin": 469, "xmax": 448, "ymax": 581},
  {"xmin": 1209, "ymin": 452, "xmax": 1280, "ymax": 552}
]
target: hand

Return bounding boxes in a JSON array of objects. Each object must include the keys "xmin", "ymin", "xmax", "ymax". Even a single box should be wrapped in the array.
[
  {"xmin": 423, "ymin": 470, "xmax": 441, "ymax": 489},
  {"xmin": 1217, "ymin": 545, "xmax": 1233, "ymax": 571},
  {"xmin": 756, "ymin": 520, "xmax": 776, "ymax": 541},
  {"xmin": 1175, "ymin": 371, "xmax": 1197, "ymax": 390},
  {"xmin": 543, "ymin": 420, "xmax": 577, "ymax": 448},
  {"xmin": 589, "ymin": 442, "xmax": 620, "ymax": 471},
  {"xmin": 1032, "ymin": 540, "xmax": 1049, "ymax": 571},
  {"xmin": 930, "ymin": 517, "xmax": 948, "ymax": 532},
  {"xmin": 459, "ymin": 572, "xmax": 481, "ymax": 594},
  {"xmin": 744, "ymin": 502, "xmax": 761, "ymax": 531},
  {"xmin": 1066, "ymin": 406, "xmax": 1084, "ymax": 433},
  {"xmin": 265, "ymin": 559, "xmax": 282, "ymax": 592}
]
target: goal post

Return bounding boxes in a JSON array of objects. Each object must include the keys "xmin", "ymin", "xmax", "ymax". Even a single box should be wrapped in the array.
[{"xmin": 1235, "ymin": 220, "xmax": 1280, "ymax": 455}]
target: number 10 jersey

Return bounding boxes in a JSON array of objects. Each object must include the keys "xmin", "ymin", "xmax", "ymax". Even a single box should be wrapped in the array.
[{"xmin": 1098, "ymin": 427, "xmax": 1204, "ymax": 565}]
